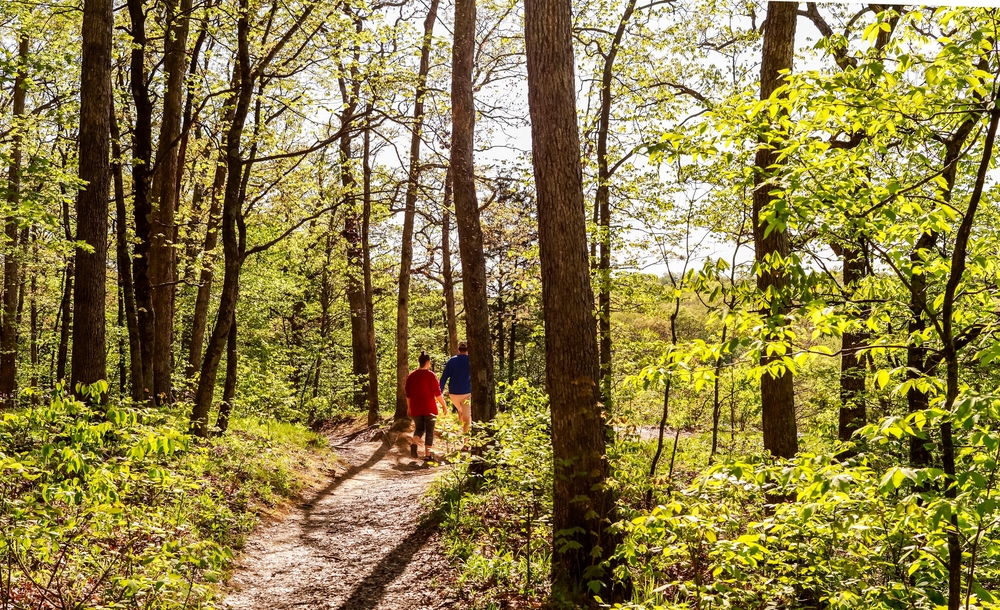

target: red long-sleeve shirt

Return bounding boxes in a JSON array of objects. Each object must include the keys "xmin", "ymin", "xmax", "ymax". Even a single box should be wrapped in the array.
[{"xmin": 405, "ymin": 368, "xmax": 442, "ymax": 417}]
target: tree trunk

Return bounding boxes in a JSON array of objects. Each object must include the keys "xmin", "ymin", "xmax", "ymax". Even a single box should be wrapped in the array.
[
  {"xmin": 148, "ymin": 0, "xmax": 193, "ymax": 404},
  {"xmin": 29, "ymin": 264, "xmax": 37, "ymax": 399},
  {"xmin": 187, "ymin": 134, "xmax": 229, "ymax": 379},
  {"xmin": 340, "ymin": 64, "xmax": 370, "ymax": 413},
  {"xmin": 57, "ymin": 259, "xmax": 73, "ymax": 384},
  {"xmin": 837, "ymin": 243, "xmax": 868, "ymax": 441},
  {"xmin": 395, "ymin": 0, "xmax": 441, "ymax": 419},
  {"xmin": 752, "ymin": 1, "xmax": 798, "ymax": 459},
  {"xmin": 524, "ymin": 0, "xmax": 617, "ymax": 595},
  {"xmin": 127, "ymin": 0, "xmax": 155, "ymax": 400},
  {"xmin": 0, "ymin": 35, "xmax": 29, "ymax": 406},
  {"xmin": 507, "ymin": 308, "xmax": 515, "ymax": 384},
  {"xmin": 191, "ymin": 0, "xmax": 254, "ymax": 436},
  {"xmin": 595, "ymin": 0, "xmax": 639, "ymax": 410},
  {"xmin": 111, "ymin": 99, "xmax": 144, "ymax": 400},
  {"xmin": 452, "ymin": 0, "xmax": 497, "ymax": 424},
  {"xmin": 362, "ymin": 111, "xmax": 379, "ymax": 424},
  {"xmin": 72, "ymin": 0, "xmax": 114, "ymax": 391},
  {"xmin": 217, "ymin": 309, "xmax": 238, "ymax": 434},
  {"xmin": 442, "ymin": 167, "xmax": 459, "ymax": 356}
]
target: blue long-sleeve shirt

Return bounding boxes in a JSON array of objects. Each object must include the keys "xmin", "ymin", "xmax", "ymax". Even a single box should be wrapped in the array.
[{"xmin": 439, "ymin": 354, "xmax": 471, "ymax": 394}]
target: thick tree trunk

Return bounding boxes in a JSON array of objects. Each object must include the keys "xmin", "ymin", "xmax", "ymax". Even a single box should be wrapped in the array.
[
  {"xmin": 524, "ymin": 0, "xmax": 616, "ymax": 595},
  {"xmin": 127, "ymin": 0, "xmax": 155, "ymax": 400},
  {"xmin": 752, "ymin": 1, "xmax": 798, "ymax": 459},
  {"xmin": 191, "ymin": 1, "xmax": 254, "ymax": 436},
  {"xmin": 441, "ymin": 168, "xmax": 459, "ymax": 356},
  {"xmin": 452, "ymin": 0, "xmax": 496, "ymax": 424},
  {"xmin": 837, "ymin": 243, "xmax": 868, "ymax": 441},
  {"xmin": 340, "ymin": 75, "xmax": 370, "ymax": 413},
  {"xmin": 0, "ymin": 36, "xmax": 29, "ymax": 406},
  {"xmin": 395, "ymin": 0, "xmax": 440, "ymax": 419},
  {"xmin": 362, "ymin": 113, "xmax": 379, "ymax": 424},
  {"xmin": 148, "ymin": 0, "xmax": 193, "ymax": 404},
  {"xmin": 72, "ymin": 0, "xmax": 113, "ymax": 391}
]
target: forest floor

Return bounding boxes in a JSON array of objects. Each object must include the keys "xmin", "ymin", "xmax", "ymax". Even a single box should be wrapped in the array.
[{"xmin": 222, "ymin": 421, "xmax": 462, "ymax": 610}]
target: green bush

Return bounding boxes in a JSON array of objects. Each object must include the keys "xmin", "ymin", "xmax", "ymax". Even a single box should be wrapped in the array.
[{"xmin": 0, "ymin": 383, "xmax": 333, "ymax": 609}]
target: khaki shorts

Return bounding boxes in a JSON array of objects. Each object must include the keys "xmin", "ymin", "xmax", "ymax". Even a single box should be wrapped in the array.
[{"xmin": 449, "ymin": 394, "xmax": 471, "ymax": 420}]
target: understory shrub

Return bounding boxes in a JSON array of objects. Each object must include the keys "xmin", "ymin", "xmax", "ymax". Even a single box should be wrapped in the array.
[{"xmin": 0, "ymin": 383, "xmax": 334, "ymax": 609}]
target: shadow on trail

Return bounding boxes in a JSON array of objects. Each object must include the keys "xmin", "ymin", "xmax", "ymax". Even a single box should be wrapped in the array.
[
  {"xmin": 335, "ymin": 523, "xmax": 437, "ymax": 610},
  {"xmin": 301, "ymin": 439, "xmax": 391, "ymax": 527}
]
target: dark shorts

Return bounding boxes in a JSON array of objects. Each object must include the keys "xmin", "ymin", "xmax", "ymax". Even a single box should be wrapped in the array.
[{"xmin": 412, "ymin": 415, "xmax": 436, "ymax": 446}]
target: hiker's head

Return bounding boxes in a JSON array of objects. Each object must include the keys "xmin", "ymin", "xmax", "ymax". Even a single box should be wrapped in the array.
[
  {"xmin": 418, "ymin": 351, "xmax": 431, "ymax": 368},
  {"xmin": 458, "ymin": 341, "xmax": 468, "ymax": 354}
]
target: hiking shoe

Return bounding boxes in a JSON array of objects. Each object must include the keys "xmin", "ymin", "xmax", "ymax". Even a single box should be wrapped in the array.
[{"xmin": 410, "ymin": 444, "xmax": 418, "ymax": 458}]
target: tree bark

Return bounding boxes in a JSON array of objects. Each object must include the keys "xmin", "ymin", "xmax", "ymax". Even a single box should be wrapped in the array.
[
  {"xmin": 524, "ymin": 0, "xmax": 616, "ymax": 595},
  {"xmin": 127, "ymin": 0, "xmax": 155, "ymax": 400},
  {"xmin": 395, "ymin": 0, "xmax": 440, "ymax": 419},
  {"xmin": 217, "ymin": 309, "xmax": 238, "ymax": 434},
  {"xmin": 148, "ymin": 0, "xmax": 193, "ymax": 404},
  {"xmin": 72, "ymin": 0, "xmax": 114, "ymax": 391},
  {"xmin": 452, "ymin": 0, "xmax": 497, "ymax": 424},
  {"xmin": 362, "ymin": 111, "xmax": 379, "ymax": 424},
  {"xmin": 190, "ymin": 0, "xmax": 254, "ymax": 436},
  {"xmin": 837, "ymin": 243, "xmax": 868, "ymax": 441},
  {"xmin": 441, "ymin": 167, "xmax": 459, "ymax": 356},
  {"xmin": 187, "ymin": 123, "xmax": 230, "ymax": 379},
  {"xmin": 0, "ymin": 35, "xmax": 29, "ymax": 406},
  {"xmin": 752, "ymin": 1, "xmax": 798, "ymax": 459},
  {"xmin": 111, "ymin": 100, "xmax": 144, "ymax": 400},
  {"xmin": 595, "ymin": 0, "xmax": 639, "ymax": 410}
]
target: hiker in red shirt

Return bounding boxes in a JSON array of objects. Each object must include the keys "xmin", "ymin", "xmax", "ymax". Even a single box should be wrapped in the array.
[{"xmin": 405, "ymin": 351, "xmax": 448, "ymax": 460}]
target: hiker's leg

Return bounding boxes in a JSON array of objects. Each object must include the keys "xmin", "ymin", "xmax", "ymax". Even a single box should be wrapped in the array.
[
  {"xmin": 423, "ymin": 416, "xmax": 437, "ymax": 457},
  {"xmin": 451, "ymin": 394, "xmax": 471, "ymax": 433},
  {"xmin": 412, "ymin": 416, "xmax": 427, "ymax": 453}
]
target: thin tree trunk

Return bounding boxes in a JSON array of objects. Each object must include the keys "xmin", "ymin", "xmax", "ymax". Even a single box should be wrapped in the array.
[
  {"xmin": 187, "ymin": 139, "xmax": 229, "ymax": 379},
  {"xmin": 452, "ymin": 0, "xmax": 496, "ymax": 425},
  {"xmin": 837, "ymin": 243, "xmax": 868, "ymax": 441},
  {"xmin": 362, "ymin": 111, "xmax": 379, "ymax": 424},
  {"xmin": 57, "ymin": 259, "xmax": 73, "ymax": 384},
  {"xmin": 524, "ymin": 0, "xmax": 617, "ymax": 594},
  {"xmin": 127, "ymin": 0, "xmax": 155, "ymax": 400},
  {"xmin": 0, "ymin": 35, "xmax": 29, "ymax": 406},
  {"xmin": 442, "ymin": 167, "xmax": 459, "ymax": 356},
  {"xmin": 72, "ymin": 0, "xmax": 113, "ymax": 391},
  {"xmin": 191, "ymin": 0, "xmax": 255, "ymax": 436},
  {"xmin": 396, "ymin": 0, "xmax": 441, "ymax": 420},
  {"xmin": 148, "ymin": 0, "xmax": 193, "ymax": 404},
  {"xmin": 507, "ymin": 305, "xmax": 515, "ymax": 385},
  {"xmin": 938, "ymin": 104, "xmax": 999, "ymax": 610},
  {"xmin": 29, "ymin": 265, "xmax": 37, "ymax": 399},
  {"xmin": 752, "ymin": 1, "xmax": 798, "ymax": 459},
  {"xmin": 111, "ymin": 99, "xmax": 144, "ymax": 400},
  {"xmin": 217, "ymin": 309, "xmax": 238, "ymax": 434},
  {"xmin": 595, "ymin": 0, "xmax": 639, "ymax": 410}
]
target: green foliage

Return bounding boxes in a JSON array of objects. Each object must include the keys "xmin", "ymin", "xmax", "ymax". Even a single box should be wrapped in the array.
[
  {"xmin": 430, "ymin": 379, "xmax": 554, "ymax": 606},
  {"xmin": 0, "ymin": 384, "xmax": 334, "ymax": 609}
]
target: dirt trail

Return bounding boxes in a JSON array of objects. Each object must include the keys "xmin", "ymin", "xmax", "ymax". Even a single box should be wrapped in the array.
[{"xmin": 223, "ymin": 434, "xmax": 460, "ymax": 610}]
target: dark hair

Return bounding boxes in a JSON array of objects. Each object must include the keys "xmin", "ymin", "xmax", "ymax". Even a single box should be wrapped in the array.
[
  {"xmin": 418, "ymin": 351, "xmax": 431, "ymax": 367},
  {"xmin": 458, "ymin": 341, "xmax": 468, "ymax": 353}
]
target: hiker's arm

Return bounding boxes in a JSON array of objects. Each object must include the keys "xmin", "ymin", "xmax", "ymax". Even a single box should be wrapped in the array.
[
  {"xmin": 406, "ymin": 396, "xmax": 412, "ymax": 417},
  {"xmin": 439, "ymin": 361, "xmax": 451, "ymax": 393}
]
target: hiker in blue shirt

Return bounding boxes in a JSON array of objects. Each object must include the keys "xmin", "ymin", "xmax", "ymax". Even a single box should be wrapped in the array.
[{"xmin": 439, "ymin": 341, "xmax": 472, "ymax": 433}]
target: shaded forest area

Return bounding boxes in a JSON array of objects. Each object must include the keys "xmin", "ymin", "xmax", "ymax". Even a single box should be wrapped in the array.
[{"xmin": 3, "ymin": 0, "xmax": 1000, "ymax": 609}]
